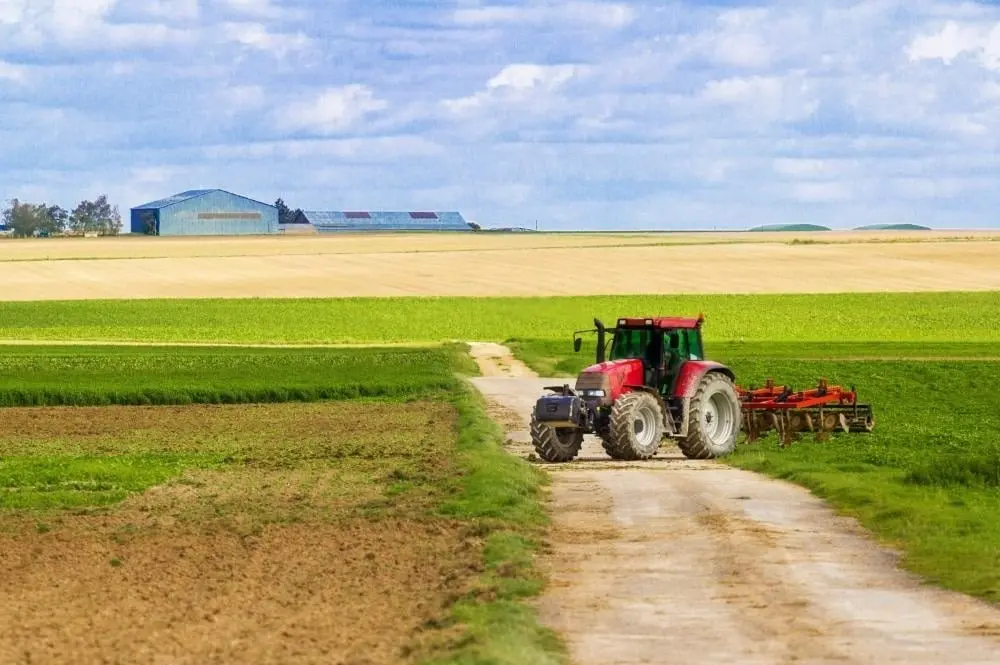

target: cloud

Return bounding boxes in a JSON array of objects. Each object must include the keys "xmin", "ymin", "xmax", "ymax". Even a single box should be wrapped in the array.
[
  {"xmin": 0, "ymin": 59, "xmax": 25, "ymax": 81},
  {"xmin": 453, "ymin": 2, "xmax": 635, "ymax": 29},
  {"xmin": 222, "ymin": 22, "xmax": 311, "ymax": 56},
  {"xmin": 701, "ymin": 75, "xmax": 817, "ymax": 123},
  {"xmin": 217, "ymin": 0, "xmax": 283, "ymax": 18},
  {"xmin": 907, "ymin": 20, "xmax": 1000, "ymax": 69},
  {"xmin": 277, "ymin": 85, "xmax": 389, "ymax": 135},
  {"xmin": 133, "ymin": 0, "xmax": 200, "ymax": 20},
  {"xmin": 443, "ymin": 63, "xmax": 584, "ymax": 113}
]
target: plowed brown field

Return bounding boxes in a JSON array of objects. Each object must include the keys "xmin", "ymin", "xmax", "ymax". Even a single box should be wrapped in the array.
[
  {"xmin": 1, "ymin": 231, "xmax": 997, "ymax": 299},
  {"xmin": 0, "ymin": 402, "xmax": 480, "ymax": 665}
]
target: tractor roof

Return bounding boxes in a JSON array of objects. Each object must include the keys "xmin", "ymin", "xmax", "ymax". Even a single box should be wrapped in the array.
[{"xmin": 616, "ymin": 316, "xmax": 703, "ymax": 330}]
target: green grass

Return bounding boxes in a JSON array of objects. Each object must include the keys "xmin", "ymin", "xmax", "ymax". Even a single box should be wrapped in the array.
[
  {"xmin": 0, "ymin": 292, "xmax": 997, "ymax": 344},
  {"xmin": 509, "ymin": 338, "xmax": 1000, "ymax": 377},
  {"xmin": 0, "ymin": 454, "xmax": 223, "ymax": 510},
  {"xmin": 0, "ymin": 344, "xmax": 471, "ymax": 406},
  {"xmin": 509, "ymin": 337, "xmax": 1000, "ymax": 602},
  {"xmin": 425, "ymin": 385, "xmax": 564, "ymax": 665}
]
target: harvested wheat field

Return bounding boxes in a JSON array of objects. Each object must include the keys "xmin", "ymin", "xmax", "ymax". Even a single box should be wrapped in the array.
[
  {"xmin": 0, "ymin": 401, "xmax": 480, "ymax": 665},
  {"xmin": 0, "ymin": 235, "xmax": 998, "ymax": 300},
  {"xmin": 2, "ymin": 229, "xmax": 997, "ymax": 263}
]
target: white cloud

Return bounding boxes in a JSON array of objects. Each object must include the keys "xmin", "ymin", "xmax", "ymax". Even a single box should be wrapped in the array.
[
  {"xmin": 0, "ymin": 0, "xmax": 190, "ymax": 49},
  {"xmin": 488, "ymin": 63, "xmax": 578, "ymax": 91},
  {"xmin": 217, "ymin": 0, "xmax": 288, "ymax": 19},
  {"xmin": 790, "ymin": 182, "xmax": 853, "ymax": 203},
  {"xmin": 222, "ymin": 22, "xmax": 311, "ymax": 56},
  {"xmin": 278, "ymin": 85, "xmax": 388, "ymax": 135},
  {"xmin": 135, "ymin": 0, "xmax": 199, "ymax": 20},
  {"xmin": 773, "ymin": 158, "xmax": 857, "ymax": 178},
  {"xmin": 0, "ymin": 0, "xmax": 26, "ymax": 24},
  {"xmin": 0, "ymin": 59, "xmax": 25, "ymax": 81},
  {"xmin": 454, "ymin": 2, "xmax": 634, "ymax": 29},
  {"xmin": 444, "ymin": 63, "xmax": 583, "ymax": 113},
  {"xmin": 701, "ymin": 75, "xmax": 817, "ymax": 122},
  {"xmin": 907, "ymin": 20, "xmax": 1000, "ymax": 70}
]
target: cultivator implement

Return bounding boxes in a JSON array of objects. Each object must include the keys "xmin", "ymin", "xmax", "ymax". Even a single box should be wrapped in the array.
[{"xmin": 737, "ymin": 378, "xmax": 874, "ymax": 447}]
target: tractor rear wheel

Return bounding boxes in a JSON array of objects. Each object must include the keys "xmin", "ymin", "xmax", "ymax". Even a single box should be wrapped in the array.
[
  {"xmin": 603, "ymin": 391, "xmax": 664, "ymax": 460},
  {"xmin": 678, "ymin": 372, "xmax": 741, "ymax": 459},
  {"xmin": 530, "ymin": 414, "xmax": 584, "ymax": 463}
]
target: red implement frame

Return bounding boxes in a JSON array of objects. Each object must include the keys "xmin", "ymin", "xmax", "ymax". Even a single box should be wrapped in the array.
[
  {"xmin": 736, "ymin": 378, "xmax": 874, "ymax": 446},
  {"xmin": 737, "ymin": 378, "xmax": 858, "ymax": 410}
]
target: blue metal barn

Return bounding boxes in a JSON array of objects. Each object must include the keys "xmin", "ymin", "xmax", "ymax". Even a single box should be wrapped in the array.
[
  {"xmin": 291, "ymin": 210, "xmax": 472, "ymax": 233},
  {"xmin": 130, "ymin": 189, "xmax": 278, "ymax": 236}
]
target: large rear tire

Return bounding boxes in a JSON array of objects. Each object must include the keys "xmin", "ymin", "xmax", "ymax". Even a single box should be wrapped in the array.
[
  {"xmin": 531, "ymin": 414, "xmax": 584, "ymax": 463},
  {"xmin": 677, "ymin": 372, "xmax": 741, "ymax": 459},
  {"xmin": 602, "ymin": 391, "xmax": 664, "ymax": 461}
]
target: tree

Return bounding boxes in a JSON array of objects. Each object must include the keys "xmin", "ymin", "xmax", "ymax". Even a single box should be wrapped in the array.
[
  {"xmin": 275, "ymin": 197, "xmax": 304, "ymax": 225},
  {"xmin": 46, "ymin": 204, "xmax": 69, "ymax": 234},
  {"xmin": 70, "ymin": 195, "xmax": 122, "ymax": 236},
  {"xmin": 1, "ymin": 199, "xmax": 60, "ymax": 237}
]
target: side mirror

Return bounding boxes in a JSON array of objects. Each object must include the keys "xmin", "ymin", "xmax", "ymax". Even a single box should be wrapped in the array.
[{"xmin": 574, "ymin": 337, "xmax": 583, "ymax": 352}]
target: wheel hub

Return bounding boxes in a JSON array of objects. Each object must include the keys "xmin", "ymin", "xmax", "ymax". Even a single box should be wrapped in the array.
[
  {"xmin": 632, "ymin": 403, "xmax": 657, "ymax": 447},
  {"xmin": 705, "ymin": 391, "xmax": 735, "ymax": 445}
]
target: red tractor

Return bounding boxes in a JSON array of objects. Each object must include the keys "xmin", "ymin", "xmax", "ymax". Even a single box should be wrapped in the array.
[{"xmin": 531, "ymin": 315, "xmax": 874, "ymax": 462}]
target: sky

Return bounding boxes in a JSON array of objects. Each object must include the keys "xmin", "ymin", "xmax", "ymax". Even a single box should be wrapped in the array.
[{"xmin": 1, "ymin": 0, "xmax": 1000, "ymax": 231}]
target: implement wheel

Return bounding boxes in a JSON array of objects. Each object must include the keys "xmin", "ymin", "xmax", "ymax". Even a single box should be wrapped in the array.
[
  {"xmin": 603, "ymin": 391, "xmax": 664, "ymax": 460},
  {"xmin": 531, "ymin": 414, "xmax": 584, "ymax": 463},
  {"xmin": 678, "ymin": 372, "xmax": 741, "ymax": 459}
]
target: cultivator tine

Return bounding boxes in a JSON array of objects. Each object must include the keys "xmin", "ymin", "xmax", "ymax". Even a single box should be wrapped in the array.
[{"xmin": 736, "ymin": 377, "xmax": 875, "ymax": 448}]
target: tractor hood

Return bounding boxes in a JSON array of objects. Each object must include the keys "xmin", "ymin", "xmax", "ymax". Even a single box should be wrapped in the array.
[{"xmin": 574, "ymin": 358, "xmax": 644, "ymax": 403}]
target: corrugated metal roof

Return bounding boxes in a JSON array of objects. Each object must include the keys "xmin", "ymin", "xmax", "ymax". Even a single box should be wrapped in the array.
[
  {"xmin": 300, "ymin": 211, "xmax": 470, "ymax": 231},
  {"xmin": 132, "ymin": 190, "xmax": 220, "ymax": 210}
]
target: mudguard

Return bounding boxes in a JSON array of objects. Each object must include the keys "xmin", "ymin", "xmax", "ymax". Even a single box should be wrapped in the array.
[{"xmin": 672, "ymin": 361, "xmax": 736, "ymax": 398}]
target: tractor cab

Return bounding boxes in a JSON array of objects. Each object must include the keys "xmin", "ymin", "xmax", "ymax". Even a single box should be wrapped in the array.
[
  {"xmin": 607, "ymin": 317, "xmax": 705, "ymax": 395},
  {"xmin": 575, "ymin": 316, "xmax": 706, "ymax": 395}
]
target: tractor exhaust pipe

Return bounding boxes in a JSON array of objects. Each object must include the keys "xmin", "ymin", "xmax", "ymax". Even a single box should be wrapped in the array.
[{"xmin": 594, "ymin": 318, "xmax": 606, "ymax": 364}]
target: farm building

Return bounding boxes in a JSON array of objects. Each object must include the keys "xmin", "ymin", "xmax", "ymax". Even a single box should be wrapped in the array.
[
  {"xmin": 285, "ymin": 210, "xmax": 473, "ymax": 233},
  {"xmin": 130, "ymin": 189, "xmax": 278, "ymax": 236}
]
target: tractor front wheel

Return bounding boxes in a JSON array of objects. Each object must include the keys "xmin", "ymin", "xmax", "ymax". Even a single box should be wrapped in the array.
[
  {"xmin": 531, "ymin": 414, "xmax": 584, "ymax": 463},
  {"xmin": 603, "ymin": 391, "xmax": 664, "ymax": 460},
  {"xmin": 678, "ymin": 372, "xmax": 741, "ymax": 459}
]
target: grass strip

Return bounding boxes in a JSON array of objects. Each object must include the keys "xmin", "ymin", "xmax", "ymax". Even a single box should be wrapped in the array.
[
  {"xmin": 0, "ymin": 292, "xmax": 997, "ymax": 344},
  {"xmin": 0, "ymin": 344, "xmax": 469, "ymax": 407},
  {"xmin": 425, "ymin": 382, "xmax": 566, "ymax": 665}
]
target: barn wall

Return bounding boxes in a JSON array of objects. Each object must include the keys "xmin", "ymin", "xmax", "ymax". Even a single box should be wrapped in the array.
[{"xmin": 157, "ymin": 191, "xmax": 277, "ymax": 236}]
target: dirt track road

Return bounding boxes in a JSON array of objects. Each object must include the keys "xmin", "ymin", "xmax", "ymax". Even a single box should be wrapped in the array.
[{"xmin": 468, "ymin": 344, "xmax": 1000, "ymax": 665}]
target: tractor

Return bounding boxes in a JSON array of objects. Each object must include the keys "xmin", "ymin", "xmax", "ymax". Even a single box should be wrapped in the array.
[{"xmin": 531, "ymin": 315, "xmax": 874, "ymax": 462}]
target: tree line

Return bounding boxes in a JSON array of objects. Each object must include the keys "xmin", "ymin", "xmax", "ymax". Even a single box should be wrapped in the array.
[{"xmin": 1, "ymin": 195, "xmax": 123, "ymax": 238}]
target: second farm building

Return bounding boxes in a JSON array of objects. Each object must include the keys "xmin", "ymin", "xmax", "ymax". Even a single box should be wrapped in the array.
[{"xmin": 130, "ymin": 189, "xmax": 472, "ymax": 236}]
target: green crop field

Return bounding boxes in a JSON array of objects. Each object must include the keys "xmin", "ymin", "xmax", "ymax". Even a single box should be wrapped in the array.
[
  {"xmin": 510, "ymin": 336, "xmax": 1000, "ymax": 602},
  {"xmin": 0, "ymin": 345, "xmax": 468, "ymax": 406},
  {"xmin": 4, "ymin": 289, "xmax": 1000, "ymax": 658},
  {"xmin": 0, "ymin": 291, "xmax": 997, "ymax": 344}
]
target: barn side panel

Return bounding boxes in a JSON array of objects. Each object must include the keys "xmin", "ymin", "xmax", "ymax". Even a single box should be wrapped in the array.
[{"xmin": 158, "ymin": 191, "xmax": 277, "ymax": 236}]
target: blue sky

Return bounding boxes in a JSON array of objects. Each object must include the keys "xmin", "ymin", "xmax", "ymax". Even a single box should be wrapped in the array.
[{"xmin": 1, "ymin": 0, "xmax": 999, "ymax": 230}]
